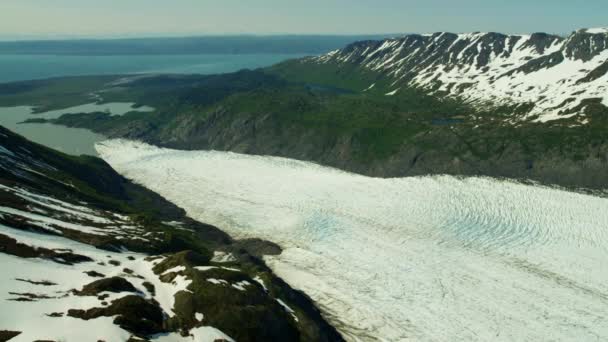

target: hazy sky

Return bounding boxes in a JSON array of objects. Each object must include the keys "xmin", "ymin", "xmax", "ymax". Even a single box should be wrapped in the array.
[{"xmin": 2, "ymin": 0, "xmax": 607, "ymax": 39}]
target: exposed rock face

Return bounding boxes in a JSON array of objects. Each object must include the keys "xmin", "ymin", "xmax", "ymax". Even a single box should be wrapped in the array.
[
  {"xmin": 0, "ymin": 330, "xmax": 21, "ymax": 342},
  {"xmin": 68, "ymin": 295, "xmax": 165, "ymax": 336},
  {"xmin": 76, "ymin": 277, "xmax": 138, "ymax": 296}
]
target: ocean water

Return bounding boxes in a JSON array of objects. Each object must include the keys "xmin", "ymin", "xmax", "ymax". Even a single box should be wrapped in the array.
[
  {"xmin": 98, "ymin": 140, "xmax": 608, "ymax": 342},
  {"xmin": 0, "ymin": 54, "xmax": 305, "ymax": 83}
]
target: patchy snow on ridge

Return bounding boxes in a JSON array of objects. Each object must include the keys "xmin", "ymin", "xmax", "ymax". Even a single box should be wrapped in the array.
[
  {"xmin": 98, "ymin": 140, "xmax": 608, "ymax": 342},
  {"xmin": 585, "ymin": 28, "xmax": 608, "ymax": 34},
  {"xmin": 312, "ymin": 29, "xmax": 608, "ymax": 123}
]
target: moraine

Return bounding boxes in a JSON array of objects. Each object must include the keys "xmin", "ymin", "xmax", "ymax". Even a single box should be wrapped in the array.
[{"xmin": 98, "ymin": 139, "xmax": 608, "ymax": 342}]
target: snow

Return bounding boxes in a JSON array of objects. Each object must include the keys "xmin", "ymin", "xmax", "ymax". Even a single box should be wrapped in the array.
[
  {"xmin": 363, "ymin": 83, "xmax": 375, "ymax": 91},
  {"xmin": 210, "ymin": 250, "xmax": 236, "ymax": 263},
  {"xmin": 151, "ymin": 326, "xmax": 234, "ymax": 342},
  {"xmin": 385, "ymin": 89, "xmax": 399, "ymax": 96},
  {"xmin": 0, "ymin": 205, "xmax": 120, "ymax": 236},
  {"xmin": 172, "ymin": 275, "xmax": 193, "ymax": 294},
  {"xmin": 0, "ymin": 184, "xmax": 152, "ymax": 242},
  {"xmin": 205, "ymin": 277, "xmax": 251, "ymax": 291},
  {"xmin": 99, "ymin": 140, "xmax": 608, "ymax": 342},
  {"xmin": 315, "ymin": 31, "xmax": 608, "ymax": 123},
  {"xmin": 277, "ymin": 299, "xmax": 299, "ymax": 322},
  {"xmin": 7, "ymin": 185, "xmax": 113, "ymax": 224},
  {"xmin": 253, "ymin": 276, "xmax": 268, "ymax": 292},
  {"xmin": 0, "ymin": 144, "xmax": 16, "ymax": 156},
  {"xmin": 162, "ymin": 265, "xmax": 186, "ymax": 275},
  {"xmin": 194, "ymin": 266, "xmax": 218, "ymax": 271},
  {"xmin": 231, "ymin": 280, "xmax": 251, "ymax": 291},
  {"xmin": 129, "ymin": 257, "xmax": 186, "ymax": 317},
  {"xmin": 207, "ymin": 278, "xmax": 229, "ymax": 285},
  {"xmin": 0, "ymin": 181, "xmax": 227, "ymax": 339},
  {"xmin": 0, "ymin": 224, "xmax": 144, "ymax": 342},
  {"xmin": 586, "ymin": 28, "xmax": 608, "ymax": 34},
  {"xmin": 195, "ymin": 312, "xmax": 204, "ymax": 321},
  {"xmin": 195, "ymin": 266, "xmax": 240, "ymax": 272}
]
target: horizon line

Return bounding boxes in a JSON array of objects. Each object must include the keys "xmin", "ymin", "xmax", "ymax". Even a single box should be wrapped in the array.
[{"xmin": 0, "ymin": 27, "xmax": 598, "ymax": 42}]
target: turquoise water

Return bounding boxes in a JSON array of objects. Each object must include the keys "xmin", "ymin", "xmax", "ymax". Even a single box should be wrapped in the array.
[
  {"xmin": 0, "ymin": 54, "xmax": 305, "ymax": 83},
  {"xmin": 0, "ymin": 103, "xmax": 152, "ymax": 156}
]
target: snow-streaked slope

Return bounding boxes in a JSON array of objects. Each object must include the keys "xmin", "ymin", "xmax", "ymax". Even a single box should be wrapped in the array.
[
  {"xmin": 312, "ymin": 28, "xmax": 608, "ymax": 122},
  {"xmin": 98, "ymin": 140, "xmax": 608, "ymax": 342},
  {"xmin": 1, "ymin": 223, "xmax": 139, "ymax": 342},
  {"xmin": 0, "ymin": 183, "xmax": 159, "ymax": 242},
  {"xmin": 0, "ymin": 223, "xmax": 235, "ymax": 342}
]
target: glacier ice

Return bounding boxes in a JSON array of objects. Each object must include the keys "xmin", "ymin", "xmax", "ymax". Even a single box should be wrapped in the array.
[{"xmin": 98, "ymin": 140, "xmax": 608, "ymax": 341}]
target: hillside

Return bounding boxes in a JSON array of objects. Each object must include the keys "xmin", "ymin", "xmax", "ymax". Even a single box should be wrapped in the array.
[{"xmin": 0, "ymin": 126, "xmax": 343, "ymax": 342}]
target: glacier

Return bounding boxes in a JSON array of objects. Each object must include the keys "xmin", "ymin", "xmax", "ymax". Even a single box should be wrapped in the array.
[{"xmin": 98, "ymin": 140, "xmax": 608, "ymax": 342}]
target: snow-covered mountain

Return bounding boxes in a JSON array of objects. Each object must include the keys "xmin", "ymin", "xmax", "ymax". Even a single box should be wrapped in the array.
[{"xmin": 312, "ymin": 28, "xmax": 608, "ymax": 122}]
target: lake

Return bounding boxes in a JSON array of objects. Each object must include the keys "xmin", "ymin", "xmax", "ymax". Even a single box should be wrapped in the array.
[
  {"xmin": 0, "ymin": 103, "xmax": 152, "ymax": 156},
  {"xmin": 98, "ymin": 140, "xmax": 608, "ymax": 342}
]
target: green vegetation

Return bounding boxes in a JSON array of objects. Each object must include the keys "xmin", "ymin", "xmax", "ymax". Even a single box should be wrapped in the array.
[{"xmin": 0, "ymin": 76, "xmax": 117, "ymax": 111}]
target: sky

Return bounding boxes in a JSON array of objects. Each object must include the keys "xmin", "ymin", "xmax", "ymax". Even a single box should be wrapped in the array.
[{"xmin": 1, "ymin": 0, "xmax": 607, "ymax": 39}]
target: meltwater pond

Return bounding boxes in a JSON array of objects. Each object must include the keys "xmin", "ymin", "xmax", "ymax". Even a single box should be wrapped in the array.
[{"xmin": 98, "ymin": 140, "xmax": 608, "ymax": 342}]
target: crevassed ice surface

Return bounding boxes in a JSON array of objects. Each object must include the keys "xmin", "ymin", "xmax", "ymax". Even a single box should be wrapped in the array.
[{"xmin": 98, "ymin": 140, "xmax": 608, "ymax": 342}]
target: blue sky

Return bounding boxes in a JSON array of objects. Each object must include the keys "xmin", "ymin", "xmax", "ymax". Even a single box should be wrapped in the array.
[{"xmin": 2, "ymin": 0, "xmax": 607, "ymax": 38}]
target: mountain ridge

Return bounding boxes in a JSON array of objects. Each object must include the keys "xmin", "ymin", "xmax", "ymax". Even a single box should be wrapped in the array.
[{"xmin": 306, "ymin": 27, "xmax": 608, "ymax": 123}]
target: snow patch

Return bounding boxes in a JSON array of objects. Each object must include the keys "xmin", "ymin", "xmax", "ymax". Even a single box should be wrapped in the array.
[
  {"xmin": 210, "ymin": 250, "xmax": 237, "ymax": 263},
  {"xmin": 277, "ymin": 299, "xmax": 299, "ymax": 322},
  {"xmin": 162, "ymin": 266, "xmax": 186, "ymax": 275}
]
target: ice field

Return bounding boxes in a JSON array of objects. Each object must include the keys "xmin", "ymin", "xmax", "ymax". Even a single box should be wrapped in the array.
[{"xmin": 98, "ymin": 140, "xmax": 608, "ymax": 341}]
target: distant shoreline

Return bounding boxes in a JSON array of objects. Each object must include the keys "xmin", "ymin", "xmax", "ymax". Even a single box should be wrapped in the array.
[{"xmin": 0, "ymin": 35, "xmax": 391, "ymax": 56}]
